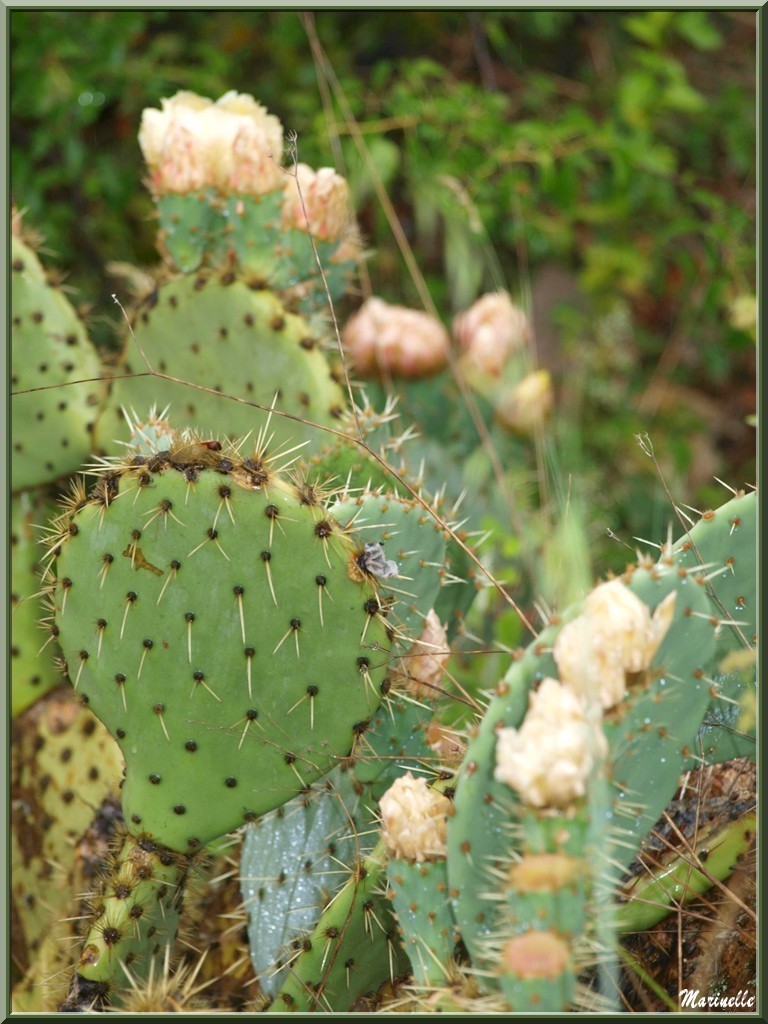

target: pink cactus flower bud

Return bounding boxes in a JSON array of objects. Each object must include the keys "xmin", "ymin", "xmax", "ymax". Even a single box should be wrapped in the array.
[
  {"xmin": 390, "ymin": 610, "xmax": 450, "ymax": 700},
  {"xmin": 453, "ymin": 292, "xmax": 531, "ymax": 377},
  {"xmin": 282, "ymin": 164, "xmax": 354, "ymax": 241},
  {"xmin": 343, "ymin": 297, "xmax": 450, "ymax": 379}
]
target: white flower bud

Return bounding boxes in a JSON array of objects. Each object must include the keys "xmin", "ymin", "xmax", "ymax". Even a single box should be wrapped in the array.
[
  {"xmin": 138, "ymin": 90, "xmax": 283, "ymax": 196},
  {"xmin": 494, "ymin": 678, "xmax": 607, "ymax": 809},
  {"xmin": 453, "ymin": 292, "xmax": 531, "ymax": 377},
  {"xmin": 211, "ymin": 93, "xmax": 283, "ymax": 195},
  {"xmin": 282, "ymin": 164, "xmax": 354, "ymax": 241},
  {"xmin": 139, "ymin": 92, "xmax": 213, "ymax": 193},
  {"xmin": 342, "ymin": 297, "xmax": 450, "ymax": 379},
  {"xmin": 554, "ymin": 582, "xmax": 677, "ymax": 709},
  {"xmin": 495, "ymin": 370, "xmax": 553, "ymax": 435},
  {"xmin": 379, "ymin": 772, "xmax": 451, "ymax": 863},
  {"xmin": 390, "ymin": 610, "xmax": 449, "ymax": 700}
]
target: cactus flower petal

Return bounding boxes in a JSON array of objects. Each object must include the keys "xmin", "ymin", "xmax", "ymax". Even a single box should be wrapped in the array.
[
  {"xmin": 554, "ymin": 580, "xmax": 677, "ymax": 709},
  {"xmin": 494, "ymin": 678, "xmax": 607, "ymax": 809},
  {"xmin": 379, "ymin": 772, "xmax": 451, "ymax": 863}
]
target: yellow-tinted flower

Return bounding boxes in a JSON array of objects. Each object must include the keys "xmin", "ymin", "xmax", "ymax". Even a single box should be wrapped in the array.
[
  {"xmin": 495, "ymin": 370, "xmax": 553, "ymax": 434},
  {"xmin": 138, "ymin": 90, "xmax": 283, "ymax": 196}
]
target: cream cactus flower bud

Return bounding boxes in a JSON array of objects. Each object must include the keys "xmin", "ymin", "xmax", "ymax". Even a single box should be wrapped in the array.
[
  {"xmin": 210, "ymin": 91, "xmax": 283, "ymax": 195},
  {"xmin": 554, "ymin": 582, "xmax": 677, "ymax": 709},
  {"xmin": 342, "ymin": 297, "xmax": 450, "ymax": 379},
  {"xmin": 138, "ymin": 89, "xmax": 283, "ymax": 196},
  {"xmin": 495, "ymin": 369, "xmax": 554, "ymax": 435},
  {"xmin": 494, "ymin": 678, "xmax": 607, "ymax": 809},
  {"xmin": 453, "ymin": 292, "xmax": 531, "ymax": 377},
  {"xmin": 282, "ymin": 164, "xmax": 353, "ymax": 241},
  {"xmin": 379, "ymin": 772, "xmax": 451, "ymax": 863},
  {"xmin": 139, "ymin": 91, "xmax": 212, "ymax": 168},
  {"xmin": 139, "ymin": 91, "xmax": 213, "ymax": 193},
  {"xmin": 391, "ymin": 610, "xmax": 450, "ymax": 700}
]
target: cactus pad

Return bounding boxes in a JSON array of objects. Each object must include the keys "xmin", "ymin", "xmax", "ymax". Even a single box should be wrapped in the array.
[
  {"xmin": 268, "ymin": 839, "xmax": 406, "ymax": 1013},
  {"xmin": 50, "ymin": 438, "xmax": 390, "ymax": 851},
  {"xmin": 99, "ymin": 272, "xmax": 346, "ymax": 457},
  {"xmin": 11, "ymin": 235, "xmax": 105, "ymax": 492},
  {"xmin": 241, "ymin": 767, "xmax": 370, "ymax": 997},
  {"xmin": 11, "ymin": 492, "xmax": 62, "ymax": 715}
]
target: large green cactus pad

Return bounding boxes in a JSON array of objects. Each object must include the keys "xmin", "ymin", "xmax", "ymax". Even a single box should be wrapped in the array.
[
  {"xmin": 11, "ymin": 235, "xmax": 105, "ymax": 492},
  {"xmin": 52, "ymin": 443, "xmax": 390, "ymax": 851},
  {"xmin": 98, "ymin": 273, "xmax": 346, "ymax": 458}
]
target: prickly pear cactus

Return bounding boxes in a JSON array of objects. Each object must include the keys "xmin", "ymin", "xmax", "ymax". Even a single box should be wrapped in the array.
[
  {"xmin": 267, "ymin": 839, "xmax": 406, "ymax": 1013},
  {"xmin": 11, "ymin": 234, "xmax": 105, "ymax": 492},
  {"xmin": 49, "ymin": 431, "xmax": 391, "ymax": 851},
  {"xmin": 98, "ymin": 271, "xmax": 346, "ymax": 458},
  {"xmin": 13, "ymin": 792, "xmax": 124, "ymax": 1012},
  {"xmin": 241, "ymin": 767, "xmax": 371, "ymax": 998},
  {"xmin": 671, "ymin": 491, "xmax": 757, "ymax": 766},
  {"xmin": 444, "ymin": 490, "xmax": 756, "ymax": 1010},
  {"xmin": 10, "ymin": 80, "xmax": 756, "ymax": 1015},
  {"xmin": 381, "ymin": 774, "xmax": 458, "ymax": 991}
]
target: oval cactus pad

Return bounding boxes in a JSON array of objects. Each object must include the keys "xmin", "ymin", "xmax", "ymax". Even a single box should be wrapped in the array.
[{"xmin": 51, "ymin": 438, "xmax": 391, "ymax": 851}]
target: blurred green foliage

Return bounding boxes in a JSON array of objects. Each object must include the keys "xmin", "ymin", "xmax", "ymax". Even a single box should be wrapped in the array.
[{"xmin": 11, "ymin": 8, "xmax": 755, "ymax": 589}]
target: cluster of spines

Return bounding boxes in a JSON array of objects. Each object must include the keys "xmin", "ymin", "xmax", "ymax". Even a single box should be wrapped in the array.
[{"xmin": 73, "ymin": 831, "xmax": 193, "ymax": 990}]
